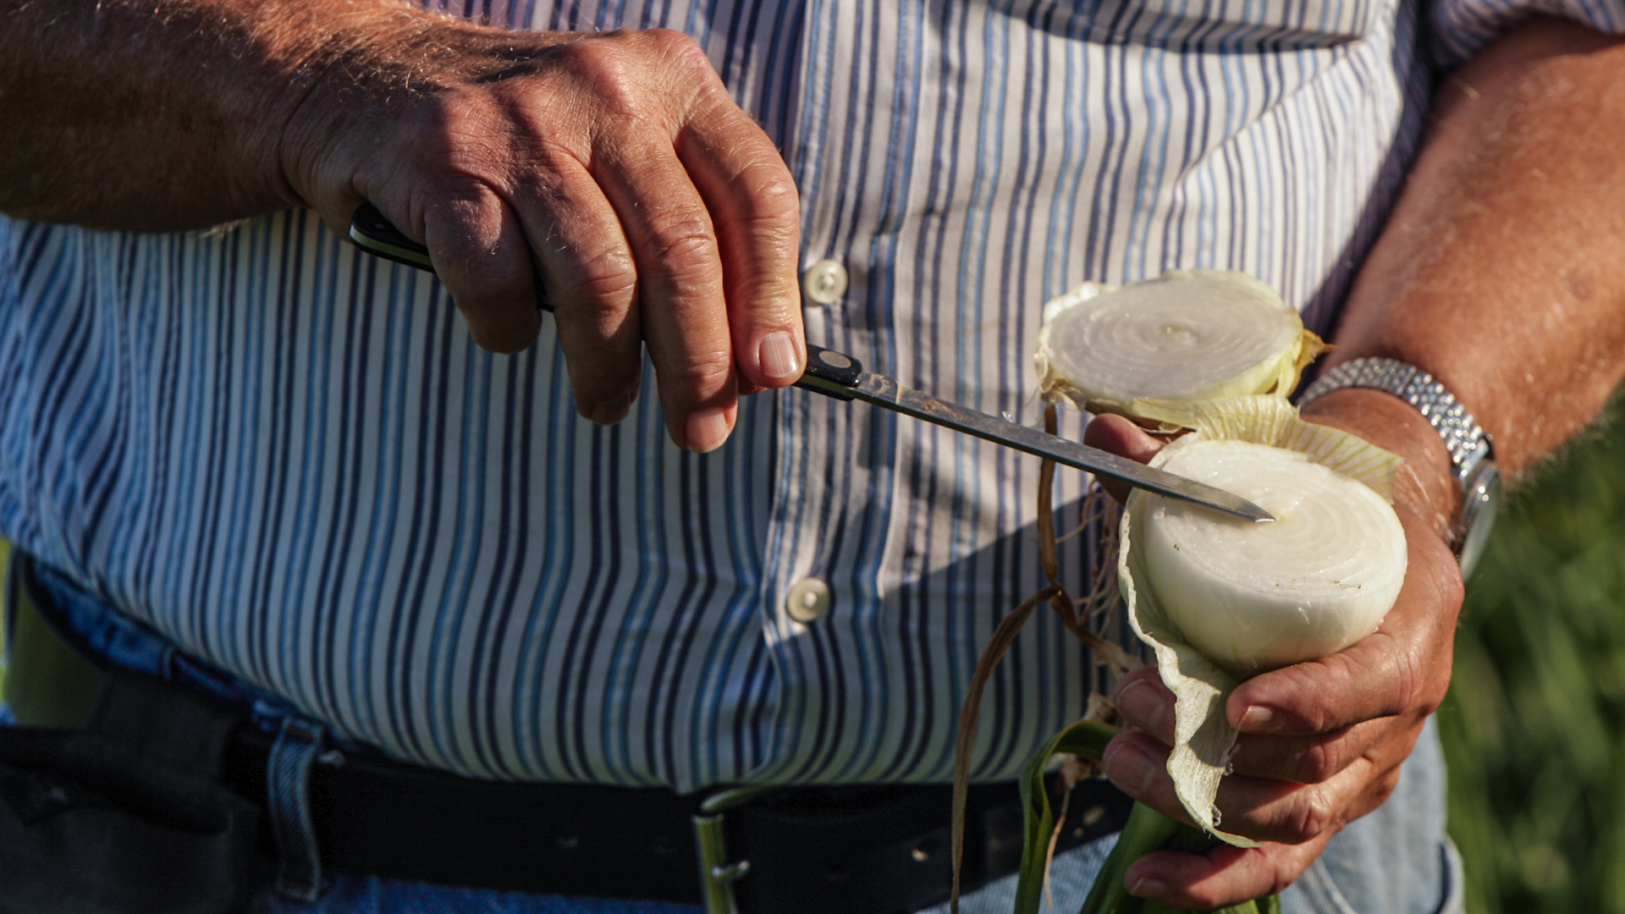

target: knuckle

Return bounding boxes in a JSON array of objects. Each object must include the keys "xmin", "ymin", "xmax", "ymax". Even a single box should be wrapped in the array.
[
  {"xmin": 405, "ymin": 96, "xmax": 507, "ymax": 173},
  {"xmin": 660, "ymin": 350, "xmax": 734, "ymax": 396},
  {"xmin": 647, "ymin": 219, "xmax": 721, "ymax": 276},
  {"xmin": 573, "ymin": 245, "xmax": 640, "ymax": 304},
  {"xmin": 1300, "ymin": 703, "xmax": 1337, "ymax": 736},
  {"xmin": 645, "ymin": 27, "xmax": 704, "ymax": 57},
  {"xmin": 1286, "ymin": 789, "xmax": 1337, "ymax": 844},
  {"xmin": 576, "ymin": 273, "xmax": 639, "ymax": 318},
  {"xmin": 567, "ymin": 29, "xmax": 714, "ymax": 119},
  {"xmin": 732, "ymin": 167, "xmax": 801, "ymax": 229},
  {"xmin": 1296, "ymin": 739, "xmax": 1344, "ymax": 784},
  {"xmin": 1259, "ymin": 662, "xmax": 1336, "ymax": 733},
  {"xmin": 756, "ymin": 169, "xmax": 802, "ymax": 217},
  {"xmin": 554, "ymin": 39, "xmax": 648, "ymax": 117},
  {"xmin": 417, "ymin": 196, "xmax": 526, "ymax": 286},
  {"xmin": 644, "ymin": 28, "xmax": 717, "ymax": 81}
]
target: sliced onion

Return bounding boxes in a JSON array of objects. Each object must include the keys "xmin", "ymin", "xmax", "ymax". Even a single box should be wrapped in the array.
[
  {"xmin": 1117, "ymin": 396, "xmax": 1407, "ymax": 844},
  {"xmin": 1035, "ymin": 270, "xmax": 1325, "ymax": 426},
  {"xmin": 1138, "ymin": 439, "xmax": 1407, "ymax": 675}
]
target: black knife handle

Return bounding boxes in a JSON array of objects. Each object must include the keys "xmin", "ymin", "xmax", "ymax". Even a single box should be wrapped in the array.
[
  {"xmin": 347, "ymin": 203, "xmax": 556, "ymax": 312},
  {"xmin": 796, "ymin": 344, "xmax": 863, "ymax": 401},
  {"xmin": 349, "ymin": 203, "xmax": 433, "ymax": 270}
]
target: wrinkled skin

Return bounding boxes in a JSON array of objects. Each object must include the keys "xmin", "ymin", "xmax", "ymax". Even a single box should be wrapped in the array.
[
  {"xmin": 285, "ymin": 24, "xmax": 807, "ymax": 452},
  {"xmin": 0, "ymin": 6, "xmax": 808, "ymax": 453}
]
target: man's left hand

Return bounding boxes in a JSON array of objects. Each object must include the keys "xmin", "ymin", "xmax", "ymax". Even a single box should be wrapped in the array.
[{"xmin": 1082, "ymin": 405, "xmax": 1463, "ymax": 908}]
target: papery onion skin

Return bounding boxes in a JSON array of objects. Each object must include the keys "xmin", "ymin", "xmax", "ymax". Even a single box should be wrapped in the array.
[{"xmin": 1136, "ymin": 438, "xmax": 1408, "ymax": 676}]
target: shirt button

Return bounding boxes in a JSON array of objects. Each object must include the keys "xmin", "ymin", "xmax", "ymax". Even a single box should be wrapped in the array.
[
  {"xmin": 801, "ymin": 260, "xmax": 848, "ymax": 305},
  {"xmin": 786, "ymin": 577, "xmax": 832, "ymax": 623}
]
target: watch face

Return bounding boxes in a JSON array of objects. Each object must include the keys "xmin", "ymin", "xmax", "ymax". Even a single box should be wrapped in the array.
[{"xmin": 1457, "ymin": 463, "xmax": 1503, "ymax": 580}]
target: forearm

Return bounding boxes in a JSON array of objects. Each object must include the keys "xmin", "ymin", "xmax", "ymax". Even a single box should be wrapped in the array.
[
  {"xmin": 1096, "ymin": 21, "xmax": 1625, "ymax": 908},
  {"xmin": 2, "ymin": 1, "xmax": 806, "ymax": 450},
  {"xmin": 0, "ymin": 0, "xmax": 456, "ymax": 230},
  {"xmin": 1307, "ymin": 18, "xmax": 1625, "ymax": 519}
]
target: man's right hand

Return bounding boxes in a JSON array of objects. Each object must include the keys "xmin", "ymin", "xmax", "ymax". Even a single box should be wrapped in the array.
[
  {"xmin": 285, "ymin": 17, "xmax": 806, "ymax": 452},
  {"xmin": 1, "ymin": 3, "xmax": 806, "ymax": 453}
]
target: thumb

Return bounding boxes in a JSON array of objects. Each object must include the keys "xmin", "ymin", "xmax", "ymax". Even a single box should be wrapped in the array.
[{"xmin": 1082, "ymin": 414, "xmax": 1167, "ymax": 503}]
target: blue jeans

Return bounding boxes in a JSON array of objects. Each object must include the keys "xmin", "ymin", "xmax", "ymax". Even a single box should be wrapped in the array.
[{"xmin": 17, "ymin": 562, "xmax": 1464, "ymax": 914}]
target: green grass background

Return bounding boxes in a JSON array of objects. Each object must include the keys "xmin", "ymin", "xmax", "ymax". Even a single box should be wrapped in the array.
[
  {"xmin": 0, "ymin": 419, "xmax": 1617, "ymax": 911},
  {"xmin": 0, "ymin": 538, "xmax": 8, "ymax": 695},
  {"xmin": 1440, "ymin": 406, "xmax": 1625, "ymax": 913}
]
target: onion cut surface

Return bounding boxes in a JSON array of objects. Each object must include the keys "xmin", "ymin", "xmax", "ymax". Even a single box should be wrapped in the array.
[
  {"xmin": 1119, "ymin": 397, "xmax": 1407, "ymax": 844},
  {"xmin": 1140, "ymin": 440, "xmax": 1407, "ymax": 675},
  {"xmin": 1035, "ymin": 270, "xmax": 1325, "ymax": 427}
]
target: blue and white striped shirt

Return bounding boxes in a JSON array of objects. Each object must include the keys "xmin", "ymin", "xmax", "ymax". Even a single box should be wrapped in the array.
[{"xmin": 1, "ymin": 0, "xmax": 1618, "ymax": 792}]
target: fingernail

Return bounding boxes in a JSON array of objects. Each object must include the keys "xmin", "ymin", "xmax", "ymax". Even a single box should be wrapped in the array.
[
  {"xmin": 1129, "ymin": 875, "xmax": 1168, "ymax": 898},
  {"xmin": 1239, "ymin": 705, "xmax": 1279, "ymax": 733},
  {"xmin": 684, "ymin": 408, "xmax": 731, "ymax": 453},
  {"xmin": 1116, "ymin": 678, "xmax": 1167, "ymax": 733},
  {"xmin": 757, "ymin": 330, "xmax": 803, "ymax": 383}
]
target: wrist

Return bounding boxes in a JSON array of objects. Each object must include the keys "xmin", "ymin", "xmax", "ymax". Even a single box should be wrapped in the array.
[
  {"xmin": 1298, "ymin": 356, "xmax": 1505, "ymax": 578},
  {"xmin": 255, "ymin": 4, "xmax": 448, "ymax": 216},
  {"xmin": 0, "ymin": 0, "xmax": 439, "ymax": 228},
  {"xmin": 1298, "ymin": 388, "xmax": 1461, "ymax": 544},
  {"xmin": 265, "ymin": 7, "xmax": 577, "ymax": 229}
]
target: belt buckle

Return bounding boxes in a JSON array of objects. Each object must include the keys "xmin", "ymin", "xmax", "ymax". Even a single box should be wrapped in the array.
[{"xmin": 692, "ymin": 785, "xmax": 774, "ymax": 914}]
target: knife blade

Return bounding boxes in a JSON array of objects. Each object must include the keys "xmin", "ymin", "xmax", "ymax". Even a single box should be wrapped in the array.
[{"xmin": 347, "ymin": 203, "xmax": 1273, "ymax": 522}]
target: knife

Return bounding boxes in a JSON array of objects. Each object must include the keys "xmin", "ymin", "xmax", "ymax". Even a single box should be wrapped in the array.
[{"xmin": 347, "ymin": 203, "xmax": 1273, "ymax": 522}]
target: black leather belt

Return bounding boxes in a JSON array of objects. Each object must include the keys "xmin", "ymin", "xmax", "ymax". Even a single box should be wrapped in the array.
[
  {"xmin": 5, "ymin": 553, "xmax": 1132, "ymax": 913},
  {"xmin": 218, "ymin": 728, "xmax": 1130, "ymax": 913}
]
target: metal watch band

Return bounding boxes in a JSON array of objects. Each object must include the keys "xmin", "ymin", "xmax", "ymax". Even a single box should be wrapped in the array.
[{"xmin": 1297, "ymin": 357, "xmax": 1494, "ymax": 482}]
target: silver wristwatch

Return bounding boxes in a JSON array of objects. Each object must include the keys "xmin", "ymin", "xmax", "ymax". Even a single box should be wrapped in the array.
[{"xmin": 1298, "ymin": 357, "xmax": 1502, "ymax": 578}]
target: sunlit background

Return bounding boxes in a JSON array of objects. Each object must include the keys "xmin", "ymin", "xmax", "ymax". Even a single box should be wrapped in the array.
[{"xmin": 1440, "ymin": 401, "xmax": 1625, "ymax": 912}]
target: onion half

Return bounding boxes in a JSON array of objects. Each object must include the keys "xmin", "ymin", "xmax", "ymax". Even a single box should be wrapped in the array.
[
  {"xmin": 1118, "ymin": 396, "xmax": 1407, "ymax": 843},
  {"xmin": 1035, "ymin": 270, "xmax": 1326, "ymax": 427}
]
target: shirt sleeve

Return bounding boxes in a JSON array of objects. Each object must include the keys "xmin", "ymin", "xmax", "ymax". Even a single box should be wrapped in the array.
[{"xmin": 1430, "ymin": 0, "xmax": 1625, "ymax": 69}]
